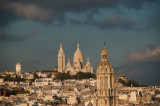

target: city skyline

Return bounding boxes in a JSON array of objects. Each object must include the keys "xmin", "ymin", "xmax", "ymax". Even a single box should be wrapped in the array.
[{"xmin": 0, "ymin": 0, "xmax": 160, "ymax": 86}]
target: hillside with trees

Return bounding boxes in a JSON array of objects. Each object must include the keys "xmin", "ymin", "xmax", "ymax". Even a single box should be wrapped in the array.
[{"xmin": 55, "ymin": 72, "xmax": 96, "ymax": 81}]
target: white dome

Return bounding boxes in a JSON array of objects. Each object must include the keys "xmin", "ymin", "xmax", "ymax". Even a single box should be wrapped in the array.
[
  {"xmin": 74, "ymin": 43, "xmax": 83, "ymax": 62},
  {"xmin": 16, "ymin": 62, "xmax": 21, "ymax": 66},
  {"xmin": 73, "ymin": 43, "xmax": 84, "ymax": 68}
]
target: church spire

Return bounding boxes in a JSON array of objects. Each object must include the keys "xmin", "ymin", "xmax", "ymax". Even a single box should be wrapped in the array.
[
  {"xmin": 59, "ymin": 43, "xmax": 64, "ymax": 53},
  {"xmin": 101, "ymin": 41, "xmax": 108, "ymax": 62},
  {"xmin": 103, "ymin": 41, "xmax": 106, "ymax": 48},
  {"xmin": 77, "ymin": 43, "xmax": 79, "ymax": 49},
  {"xmin": 67, "ymin": 58, "xmax": 71, "ymax": 68},
  {"xmin": 87, "ymin": 57, "xmax": 89, "ymax": 62},
  {"xmin": 60, "ymin": 43, "xmax": 62, "ymax": 48},
  {"xmin": 58, "ymin": 43, "xmax": 65, "ymax": 73}
]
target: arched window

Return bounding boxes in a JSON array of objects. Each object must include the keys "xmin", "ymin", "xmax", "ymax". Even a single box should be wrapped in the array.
[
  {"xmin": 104, "ymin": 77, "xmax": 108, "ymax": 89},
  {"xmin": 110, "ymin": 76, "xmax": 112, "ymax": 88},
  {"xmin": 100, "ymin": 77, "xmax": 103, "ymax": 89},
  {"xmin": 103, "ymin": 55, "xmax": 106, "ymax": 59}
]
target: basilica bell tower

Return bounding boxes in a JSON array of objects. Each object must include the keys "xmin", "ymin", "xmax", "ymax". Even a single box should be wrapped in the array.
[
  {"xmin": 93, "ymin": 43, "xmax": 118, "ymax": 106},
  {"xmin": 58, "ymin": 44, "xmax": 65, "ymax": 73}
]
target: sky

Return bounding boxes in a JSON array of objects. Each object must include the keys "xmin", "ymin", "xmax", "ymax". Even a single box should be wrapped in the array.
[{"xmin": 0, "ymin": 0, "xmax": 160, "ymax": 86}]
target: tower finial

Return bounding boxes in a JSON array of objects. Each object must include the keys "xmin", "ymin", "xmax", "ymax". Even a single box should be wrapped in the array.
[
  {"xmin": 77, "ymin": 43, "xmax": 79, "ymax": 49},
  {"xmin": 87, "ymin": 57, "xmax": 89, "ymax": 61},
  {"xmin": 60, "ymin": 44, "xmax": 62, "ymax": 48},
  {"xmin": 103, "ymin": 41, "xmax": 106, "ymax": 47}
]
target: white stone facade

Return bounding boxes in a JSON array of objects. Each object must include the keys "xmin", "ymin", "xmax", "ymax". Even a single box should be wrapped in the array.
[
  {"xmin": 58, "ymin": 43, "xmax": 93, "ymax": 75},
  {"xmin": 16, "ymin": 62, "xmax": 21, "ymax": 75},
  {"xmin": 58, "ymin": 44, "xmax": 65, "ymax": 73},
  {"xmin": 93, "ymin": 45, "xmax": 118, "ymax": 106}
]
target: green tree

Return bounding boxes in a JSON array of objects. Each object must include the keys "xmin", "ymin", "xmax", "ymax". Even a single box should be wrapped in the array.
[
  {"xmin": 4, "ymin": 75, "xmax": 14, "ymax": 81},
  {"xmin": 127, "ymin": 80, "xmax": 140, "ymax": 87},
  {"xmin": 118, "ymin": 78, "xmax": 127, "ymax": 86},
  {"xmin": 34, "ymin": 73, "xmax": 40, "ymax": 79},
  {"xmin": 14, "ymin": 76, "xmax": 26, "ymax": 82},
  {"xmin": 47, "ymin": 73, "xmax": 52, "ymax": 78},
  {"xmin": 55, "ymin": 72, "xmax": 96, "ymax": 81}
]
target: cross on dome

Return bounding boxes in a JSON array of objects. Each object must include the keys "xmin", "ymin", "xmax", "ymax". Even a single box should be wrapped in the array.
[
  {"xmin": 60, "ymin": 44, "xmax": 62, "ymax": 48},
  {"xmin": 87, "ymin": 58, "xmax": 89, "ymax": 61},
  {"xmin": 77, "ymin": 43, "xmax": 79, "ymax": 49}
]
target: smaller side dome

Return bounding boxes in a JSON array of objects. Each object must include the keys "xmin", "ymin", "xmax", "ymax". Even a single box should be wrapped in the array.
[{"xmin": 66, "ymin": 58, "xmax": 71, "ymax": 68}]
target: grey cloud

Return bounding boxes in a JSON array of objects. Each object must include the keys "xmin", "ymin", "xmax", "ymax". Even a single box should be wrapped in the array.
[
  {"xmin": 116, "ymin": 45, "xmax": 160, "ymax": 86},
  {"xmin": 126, "ymin": 45, "xmax": 160, "ymax": 62},
  {"xmin": 69, "ymin": 14, "xmax": 135, "ymax": 30},
  {"xmin": 94, "ymin": 15, "xmax": 134, "ymax": 29},
  {"xmin": 3, "ymin": 0, "xmax": 154, "ymax": 12},
  {"xmin": 2, "ymin": 2, "xmax": 53, "ymax": 21},
  {"xmin": 0, "ymin": 10, "xmax": 23, "ymax": 27},
  {"xmin": 148, "ymin": 13, "xmax": 160, "ymax": 30},
  {"xmin": 0, "ymin": 0, "xmax": 158, "ymax": 28},
  {"xmin": 0, "ymin": 30, "xmax": 40, "ymax": 41},
  {"xmin": 0, "ymin": 0, "xmax": 155, "ymax": 23}
]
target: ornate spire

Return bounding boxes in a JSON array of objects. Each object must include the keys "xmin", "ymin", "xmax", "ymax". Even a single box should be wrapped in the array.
[
  {"xmin": 68, "ymin": 58, "xmax": 70, "ymax": 62},
  {"xmin": 58, "ymin": 43, "xmax": 64, "ymax": 53},
  {"xmin": 77, "ymin": 43, "xmax": 79, "ymax": 49},
  {"xmin": 103, "ymin": 41, "xmax": 106, "ymax": 48},
  {"xmin": 87, "ymin": 58, "xmax": 89, "ymax": 62},
  {"xmin": 86, "ymin": 57, "xmax": 90, "ymax": 66},
  {"xmin": 60, "ymin": 43, "xmax": 62, "ymax": 48},
  {"xmin": 67, "ymin": 58, "xmax": 71, "ymax": 67}
]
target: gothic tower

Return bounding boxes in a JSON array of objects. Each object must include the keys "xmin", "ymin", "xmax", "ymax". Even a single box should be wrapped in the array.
[
  {"xmin": 94, "ymin": 44, "xmax": 118, "ymax": 106},
  {"xmin": 58, "ymin": 44, "xmax": 65, "ymax": 73}
]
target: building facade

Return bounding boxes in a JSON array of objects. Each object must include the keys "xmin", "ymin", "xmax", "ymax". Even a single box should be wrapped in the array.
[
  {"xmin": 93, "ymin": 45, "xmax": 118, "ymax": 106},
  {"xmin": 58, "ymin": 43, "xmax": 93, "ymax": 75},
  {"xmin": 58, "ymin": 44, "xmax": 65, "ymax": 73},
  {"xmin": 16, "ymin": 62, "xmax": 21, "ymax": 75}
]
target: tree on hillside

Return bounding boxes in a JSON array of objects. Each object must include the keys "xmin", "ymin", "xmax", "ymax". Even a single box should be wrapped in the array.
[
  {"xmin": 47, "ymin": 73, "xmax": 52, "ymax": 78},
  {"xmin": 55, "ymin": 72, "xmax": 96, "ymax": 81},
  {"xmin": 34, "ymin": 73, "xmax": 40, "ymax": 79},
  {"xmin": 4, "ymin": 75, "xmax": 14, "ymax": 81}
]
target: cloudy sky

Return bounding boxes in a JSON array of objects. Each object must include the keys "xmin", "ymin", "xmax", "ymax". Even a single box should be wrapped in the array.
[{"xmin": 0, "ymin": 0, "xmax": 160, "ymax": 86}]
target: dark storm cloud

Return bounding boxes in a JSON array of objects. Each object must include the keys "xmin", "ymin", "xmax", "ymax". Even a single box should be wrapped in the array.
[
  {"xmin": 92, "ymin": 15, "xmax": 134, "ymax": 29},
  {"xmin": 0, "ymin": 0, "xmax": 156, "ymax": 27},
  {"xmin": 0, "ymin": 10, "xmax": 23, "ymax": 27},
  {"xmin": 0, "ymin": 30, "xmax": 40, "ymax": 41},
  {"xmin": 116, "ymin": 45, "xmax": 160, "ymax": 86},
  {"xmin": 1, "ymin": 0, "xmax": 149, "ymax": 12},
  {"xmin": 115, "ymin": 61, "xmax": 160, "ymax": 86},
  {"xmin": 69, "ymin": 14, "xmax": 135, "ymax": 30},
  {"xmin": 148, "ymin": 13, "xmax": 160, "ymax": 30}
]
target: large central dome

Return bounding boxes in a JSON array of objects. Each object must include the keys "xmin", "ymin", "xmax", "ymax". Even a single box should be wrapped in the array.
[{"xmin": 73, "ymin": 43, "xmax": 84, "ymax": 68}]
